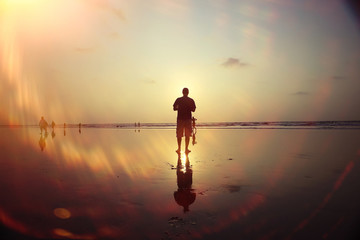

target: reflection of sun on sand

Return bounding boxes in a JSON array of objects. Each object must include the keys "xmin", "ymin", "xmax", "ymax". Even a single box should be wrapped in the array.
[
  {"xmin": 53, "ymin": 228, "xmax": 73, "ymax": 238},
  {"xmin": 53, "ymin": 228, "xmax": 94, "ymax": 239},
  {"xmin": 178, "ymin": 152, "xmax": 187, "ymax": 171}
]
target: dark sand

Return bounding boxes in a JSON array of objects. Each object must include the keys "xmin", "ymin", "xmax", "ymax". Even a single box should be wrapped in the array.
[{"xmin": 1, "ymin": 127, "xmax": 360, "ymax": 239}]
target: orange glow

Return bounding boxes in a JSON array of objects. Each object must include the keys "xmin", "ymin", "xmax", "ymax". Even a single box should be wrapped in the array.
[
  {"xmin": 53, "ymin": 228, "xmax": 72, "ymax": 237},
  {"xmin": 0, "ymin": 2, "xmax": 43, "ymax": 126},
  {"xmin": 0, "ymin": 208, "xmax": 28, "ymax": 236},
  {"xmin": 60, "ymin": 143, "xmax": 114, "ymax": 175},
  {"xmin": 53, "ymin": 208, "xmax": 71, "ymax": 219},
  {"xmin": 0, "ymin": 0, "xmax": 102, "ymax": 126}
]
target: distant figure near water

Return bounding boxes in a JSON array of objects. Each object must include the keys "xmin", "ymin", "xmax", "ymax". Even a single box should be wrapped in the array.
[
  {"xmin": 173, "ymin": 88, "xmax": 196, "ymax": 153},
  {"xmin": 39, "ymin": 116, "xmax": 49, "ymax": 134}
]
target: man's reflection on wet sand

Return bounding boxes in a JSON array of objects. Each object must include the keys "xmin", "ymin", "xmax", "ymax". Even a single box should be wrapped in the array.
[{"xmin": 174, "ymin": 152, "xmax": 196, "ymax": 213}]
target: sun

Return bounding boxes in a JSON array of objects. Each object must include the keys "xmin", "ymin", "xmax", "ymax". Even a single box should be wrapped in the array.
[
  {"xmin": 4, "ymin": 0, "xmax": 38, "ymax": 4},
  {"xmin": 1, "ymin": 0, "xmax": 45, "ymax": 12}
]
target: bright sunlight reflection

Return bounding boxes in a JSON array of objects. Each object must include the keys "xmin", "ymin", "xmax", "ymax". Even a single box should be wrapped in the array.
[{"xmin": 179, "ymin": 152, "xmax": 187, "ymax": 173}]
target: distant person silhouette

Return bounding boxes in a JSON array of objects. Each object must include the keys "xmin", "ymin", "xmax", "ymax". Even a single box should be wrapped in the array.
[
  {"xmin": 39, "ymin": 116, "xmax": 49, "ymax": 134},
  {"xmin": 174, "ymin": 152, "xmax": 196, "ymax": 213},
  {"xmin": 51, "ymin": 121, "xmax": 56, "ymax": 129},
  {"xmin": 173, "ymin": 88, "xmax": 196, "ymax": 153}
]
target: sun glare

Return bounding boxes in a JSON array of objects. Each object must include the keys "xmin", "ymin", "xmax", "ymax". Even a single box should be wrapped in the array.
[
  {"xmin": 3, "ymin": 0, "xmax": 39, "ymax": 4},
  {"xmin": 179, "ymin": 152, "xmax": 188, "ymax": 173}
]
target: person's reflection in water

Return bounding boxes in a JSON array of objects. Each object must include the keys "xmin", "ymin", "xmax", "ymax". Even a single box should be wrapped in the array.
[
  {"xmin": 39, "ymin": 132, "xmax": 48, "ymax": 151},
  {"xmin": 174, "ymin": 152, "xmax": 196, "ymax": 213},
  {"xmin": 51, "ymin": 129, "xmax": 56, "ymax": 139}
]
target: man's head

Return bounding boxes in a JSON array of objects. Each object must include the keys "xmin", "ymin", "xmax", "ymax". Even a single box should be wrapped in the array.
[{"xmin": 182, "ymin": 88, "xmax": 189, "ymax": 96}]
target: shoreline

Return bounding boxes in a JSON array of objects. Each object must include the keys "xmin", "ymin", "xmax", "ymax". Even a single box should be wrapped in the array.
[{"xmin": 1, "ymin": 120, "xmax": 360, "ymax": 130}]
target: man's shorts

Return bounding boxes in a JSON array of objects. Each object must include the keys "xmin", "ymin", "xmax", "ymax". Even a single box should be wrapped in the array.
[{"xmin": 176, "ymin": 119, "xmax": 192, "ymax": 138}]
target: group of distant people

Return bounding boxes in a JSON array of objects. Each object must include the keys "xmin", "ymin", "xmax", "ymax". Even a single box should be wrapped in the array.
[
  {"xmin": 38, "ymin": 117, "xmax": 82, "ymax": 134},
  {"xmin": 38, "ymin": 117, "xmax": 83, "ymax": 151}
]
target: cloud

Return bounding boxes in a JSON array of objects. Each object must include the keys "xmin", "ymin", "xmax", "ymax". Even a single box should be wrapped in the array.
[
  {"xmin": 109, "ymin": 32, "xmax": 120, "ymax": 39},
  {"xmin": 88, "ymin": 0, "xmax": 126, "ymax": 21},
  {"xmin": 142, "ymin": 79, "xmax": 156, "ymax": 84},
  {"xmin": 107, "ymin": 7, "xmax": 126, "ymax": 21},
  {"xmin": 332, "ymin": 75, "xmax": 346, "ymax": 81},
  {"xmin": 221, "ymin": 58, "xmax": 249, "ymax": 68},
  {"xmin": 292, "ymin": 91, "xmax": 310, "ymax": 96},
  {"xmin": 74, "ymin": 47, "xmax": 95, "ymax": 53}
]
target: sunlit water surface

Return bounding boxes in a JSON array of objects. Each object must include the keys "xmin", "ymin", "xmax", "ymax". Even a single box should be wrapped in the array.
[{"xmin": 1, "ymin": 127, "xmax": 360, "ymax": 239}]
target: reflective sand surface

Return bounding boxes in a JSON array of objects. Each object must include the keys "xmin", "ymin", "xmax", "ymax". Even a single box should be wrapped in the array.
[{"xmin": 1, "ymin": 127, "xmax": 360, "ymax": 239}]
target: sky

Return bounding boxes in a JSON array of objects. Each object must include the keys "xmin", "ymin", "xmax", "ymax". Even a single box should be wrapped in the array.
[{"xmin": 1, "ymin": 0, "xmax": 360, "ymax": 125}]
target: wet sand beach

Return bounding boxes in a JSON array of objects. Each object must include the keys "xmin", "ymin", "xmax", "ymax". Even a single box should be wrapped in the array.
[{"xmin": 1, "ymin": 127, "xmax": 360, "ymax": 239}]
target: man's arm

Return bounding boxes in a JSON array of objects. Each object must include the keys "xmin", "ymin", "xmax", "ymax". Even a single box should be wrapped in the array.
[
  {"xmin": 173, "ymin": 99, "xmax": 179, "ymax": 111},
  {"xmin": 191, "ymin": 99, "xmax": 196, "ymax": 112}
]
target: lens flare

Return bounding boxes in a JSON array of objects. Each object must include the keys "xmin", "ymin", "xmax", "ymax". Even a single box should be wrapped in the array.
[
  {"xmin": 0, "ymin": 2, "xmax": 43, "ymax": 125},
  {"xmin": 53, "ymin": 208, "xmax": 71, "ymax": 219}
]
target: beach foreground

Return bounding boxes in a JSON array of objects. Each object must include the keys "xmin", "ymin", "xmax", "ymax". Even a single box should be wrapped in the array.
[{"xmin": 1, "ymin": 127, "xmax": 360, "ymax": 239}]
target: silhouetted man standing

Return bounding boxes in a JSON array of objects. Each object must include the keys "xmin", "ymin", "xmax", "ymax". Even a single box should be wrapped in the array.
[{"xmin": 173, "ymin": 88, "xmax": 196, "ymax": 153}]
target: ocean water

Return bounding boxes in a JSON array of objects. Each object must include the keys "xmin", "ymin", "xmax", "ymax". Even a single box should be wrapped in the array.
[{"xmin": 12, "ymin": 120, "xmax": 360, "ymax": 129}]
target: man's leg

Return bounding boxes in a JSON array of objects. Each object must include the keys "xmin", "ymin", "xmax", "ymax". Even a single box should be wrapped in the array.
[
  {"xmin": 185, "ymin": 119, "xmax": 192, "ymax": 153},
  {"xmin": 177, "ymin": 137, "xmax": 182, "ymax": 153},
  {"xmin": 185, "ymin": 136, "xmax": 190, "ymax": 153},
  {"xmin": 176, "ymin": 120, "xmax": 183, "ymax": 153}
]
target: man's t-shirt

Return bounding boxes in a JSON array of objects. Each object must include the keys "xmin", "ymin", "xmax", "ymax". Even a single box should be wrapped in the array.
[{"xmin": 173, "ymin": 96, "xmax": 196, "ymax": 120}]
